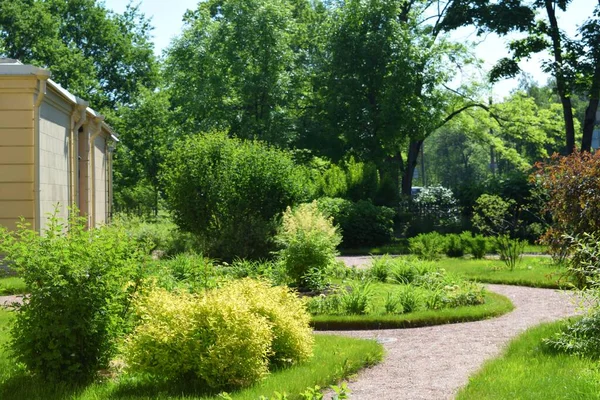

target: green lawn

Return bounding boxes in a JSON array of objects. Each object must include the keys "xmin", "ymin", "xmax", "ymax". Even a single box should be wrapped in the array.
[
  {"xmin": 0, "ymin": 277, "xmax": 26, "ymax": 295},
  {"xmin": 435, "ymin": 257, "xmax": 570, "ymax": 288},
  {"xmin": 339, "ymin": 240, "xmax": 409, "ymax": 256},
  {"xmin": 339, "ymin": 242, "xmax": 547, "ymax": 256},
  {"xmin": 457, "ymin": 319, "xmax": 600, "ymax": 400},
  {"xmin": 312, "ymin": 291, "xmax": 513, "ymax": 330},
  {"xmin": 0, "ymin": 309, "xmax": 383, "ymax": 400}
]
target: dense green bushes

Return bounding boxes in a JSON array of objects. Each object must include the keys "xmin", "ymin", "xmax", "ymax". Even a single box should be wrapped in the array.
[
  {"xmin": 0, "ymin": 214, "xmax": 148, "ymax": 382},
  {"xmin": 162, "ymin": 133, "xmax": 313, "ymax": 260},
  {"xmin": 535, "ymin": 151, "xmax": 600, "ymax": 261},
  {"xmin": 124, "ymin": 279, "xmax": 313, "ymax": 389},
  {"xmin": 406, "ymin": 186, "xmax": 462, "ymax": 235},
  {"xmin": 317, "ymin": 197, "xmax": 394, "ymax": 248},
  {"xmin": 408, "ymin": 232, "xmax": 492, "ymax": 260},
  {"xmin": 314, "ymin": 157, "xmax": 380, "ymax": 203}
]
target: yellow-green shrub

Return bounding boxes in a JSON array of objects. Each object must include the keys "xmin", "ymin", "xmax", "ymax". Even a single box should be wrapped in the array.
[
  {"xmin": 123, "ymin": 279, "xmax": 314, "ymax": 388},
  {"xmin": 276, "ymin": 202, "xmax": 341, "ymax": 289},
  {"xmin": 123, "ymin": 287, "xmax": 272, "ymax": 388},
  {"xmin": 221, "ymin": 279, "xmax": 314, "ymax": 366}
]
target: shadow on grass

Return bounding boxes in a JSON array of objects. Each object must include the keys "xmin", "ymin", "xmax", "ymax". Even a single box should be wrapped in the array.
[
  {"xmin": 0, "ymin": 374, "xmax": 88, "ymax": 400},
  {"xmin": 109, "ymin": 374, "xmax": 224, "ymax": 399},
  {"xmin": 0, "ymin": 371, "xmax": 225, "ymax": 400}
]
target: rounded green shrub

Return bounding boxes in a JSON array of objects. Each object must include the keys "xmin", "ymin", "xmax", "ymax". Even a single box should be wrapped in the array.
[
  {"xmin": 409, "ymin": 232, "xmax": 446, "ymax": 260},
  {"xmin": 222, "ymin": 279, "xmax": 314, "ymax": 366},
  {"xmin": 161, "ymin": 132, "xmax": 312, "ymax": 260},
  {"xmin": 124, "ymin": 286, "xmax": 272, "ymax": 388},
  {"xmin": 123, "ymin": 278, "xmax": 314, "ymax": 389}
]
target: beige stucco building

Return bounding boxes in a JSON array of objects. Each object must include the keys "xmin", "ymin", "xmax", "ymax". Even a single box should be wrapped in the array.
[{"xmin": 0, "ymin": 59, "xmax": 117, "ymax": 232}]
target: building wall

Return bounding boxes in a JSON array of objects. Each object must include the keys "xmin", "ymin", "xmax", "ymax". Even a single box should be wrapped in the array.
[
  {"xmin": 0, "ymin": 77, "xmax": 35, "ymax": 230},
  {"xmin": 94, "ymin": 135, "xmax": 107, "ymax": 225},
  {"xmin": 38, "ymin": 91, "xmax": 71, "ymax": 230}
]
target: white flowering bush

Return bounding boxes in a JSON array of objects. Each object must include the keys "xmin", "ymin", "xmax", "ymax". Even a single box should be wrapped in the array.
[{"xmin": 412, "ymin": 186, "xmax": 460, "ymax": 228}]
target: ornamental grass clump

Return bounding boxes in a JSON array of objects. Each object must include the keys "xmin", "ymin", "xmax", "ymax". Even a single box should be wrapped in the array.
[
  {"xmin": 275, "ymin": 202, "xmax": 341, "ymax": 290},
  {"xmin": 123, "ymin": 278, "xmax": 314, "ymax": 389}
]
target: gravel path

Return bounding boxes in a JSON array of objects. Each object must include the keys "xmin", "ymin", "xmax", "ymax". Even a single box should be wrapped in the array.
[
  {"xmin": 0, "ymin": 258, "xmax": 580, "ymax": 399},
  {"xmin": 321, "ymin": 284, "xmax": 582, "ymax": 400},
  {"xmin": 0, "ymin": 295, "xmax": 22, "ymax": 308}
]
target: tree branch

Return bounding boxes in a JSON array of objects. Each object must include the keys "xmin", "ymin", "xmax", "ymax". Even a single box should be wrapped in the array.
[{"xmin": 436, "ymin": 102, "xmax": 504, "ymax": 130}]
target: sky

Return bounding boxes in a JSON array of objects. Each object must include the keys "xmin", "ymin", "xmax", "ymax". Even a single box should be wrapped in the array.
[{"xmin": 103, "ymin": 0, "xmax": 594, "ymax": 100}]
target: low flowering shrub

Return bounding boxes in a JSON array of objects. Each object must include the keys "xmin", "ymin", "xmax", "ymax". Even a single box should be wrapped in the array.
[
  {"xmin": 275, "ymin": 202, "xmax": 341, "ymax": 290},
  {"xmin": 123, "ymin": 279, "xmax": 314, "ymax": 388}
]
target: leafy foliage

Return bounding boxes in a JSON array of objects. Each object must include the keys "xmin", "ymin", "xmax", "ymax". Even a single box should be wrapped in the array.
[
  {"xmin": 444, "ymin": 232, "xmax": 472, "ymax": 258},
  {"xmin": 316, "ymin": 198, "xmax": 395, "ymax": 248},
  {"xmin": 164, "ymin": 0, "xmax": 312, "ymax": 147},
  {"xmin": 535, "ymin": 151, "xmax": 600, "ymax": 261},
  {"xmin": 112, "ymin": 88, "xmax": 174, "ymax": 216},
  {"xmin": 0, "ymin": 0, "xmax": 158, "ymax": 112},
  {"xmin": 563, "ymin": 232, "xmax": 600, "ymax": 289},
  {"xmin": 473, "ymin": 194, "xmax": 526, "ymax": 269},
  {"xmin": 275, "ymin": 202, "xmax": 341, "ymax": 290},
  {"xmin": 409, "ymin": 186, "xmax": 461, "ymax": 234},
  {"xmin": 468, "ymin": 234, "xmax": 489, "ymax": 259},
  {"xmin": 162, "ymin": 132, "xmax": 312, "ymax": 260},
  {"xmin": 0, "ymin": 213, "xmax": 148, "ymax": 382},
  {"xmin": 545, "ymin": 313, "xmax": 600, "ymax": 359},
  {"xmin": 387, "ymin": 258, "xmax": 435, "ymax": 284},
  {"xmin": 124, "ymin": 279, "xmax": 313, "ymax": 389},
  {"xmin": 124, "ymin": 286, "xmax": 272, "ymax": 388},
  {"xmin": 409, "ymin": 232, "xmax": 447, "ymax": 261},
  {"xmin": 339, "ymin": 280, "xmax": 374, "ymax": 315},
  {"xmin": 369, "ymin": 255, "xmax": 397, "ymax": 282}
]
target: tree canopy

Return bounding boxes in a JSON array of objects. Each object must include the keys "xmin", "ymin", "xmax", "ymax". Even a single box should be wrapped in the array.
[{"xmin": 0, "ymin": 0, "xmax": 159, "ymax": 112}]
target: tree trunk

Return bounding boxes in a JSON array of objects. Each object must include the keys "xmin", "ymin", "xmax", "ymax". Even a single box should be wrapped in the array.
[
  {"xmin": 544, "ymin": 0, "xmax": 576, "ymax": 154},
  {"xmin": 581, "ymin": 60, "xmax": 600, "ymax": 152},
  {"xmin": 582, "ymin": 99, "xmax": 599, "ymax": 153},
  {"xmin": 401, "ymin": 139, "xmax": 423, "ymax": 197}
]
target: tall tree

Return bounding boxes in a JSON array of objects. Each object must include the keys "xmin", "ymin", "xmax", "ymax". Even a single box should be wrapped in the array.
[
  {"xmin": 444, "ymin": 0, "xmax": 600, "ymax": 154},
  {"xmin": 0, "ymin": 0, "xmax": 158, "ymax": 112},
  {"xmin": 576, "ymin": 3, "xmax": 600, "ymax": 152},
  {"xmin": 112, "ymin": 87, "xmax": 174, "ymax": 216},
  {"xmin": 319, "ymin": 0, "xmax": 490, "ymax": 197},
  {"xmin": 165, "ymin": 0, "xmax": 316, "ymax": 147}
]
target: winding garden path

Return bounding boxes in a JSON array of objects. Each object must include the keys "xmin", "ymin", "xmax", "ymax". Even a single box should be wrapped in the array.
[
  {"xmin": 323, "ymin": 257, "xmax": 582, "ymax": 399},
  {"xmin": 0, "ymin": 259, "xmax": 581, "ymax": 400},
  {"xmin": 0, "ymin": 295, "xmax": 21, "ymax": 308}
]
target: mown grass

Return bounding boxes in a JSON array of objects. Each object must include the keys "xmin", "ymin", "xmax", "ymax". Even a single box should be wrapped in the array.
[
  {"xmin": 457, "ymin": 319, "xmax": 600, "ymax": 400},
  {"xmin": 0, "ymin": 277, "xmax": 27, "ymax": 295},
  {"xmin": 312, "ymin": 291, "xmax": 513, "ymax": 330},
  {"xmin": 436, "ymin": 257, "xmax": 571, "ymax": 289},
  {"xmin": 339, "ymin": 240, "xmax": 409, "ymax": 256},
  {"xmin": 339, "ymin": 241, "xmax": 547, "ymax": 256},
  {"xmin": 0, "ymin": 308, "xmax": 383, "ymax": 400}
]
